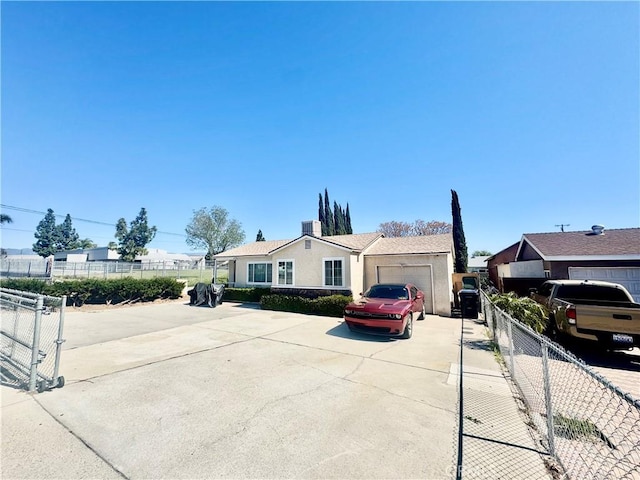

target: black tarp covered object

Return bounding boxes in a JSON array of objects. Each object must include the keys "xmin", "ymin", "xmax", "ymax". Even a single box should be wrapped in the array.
[{"xmin": 188, "ymin": 283, "xmax": 225, "ymax": 308}]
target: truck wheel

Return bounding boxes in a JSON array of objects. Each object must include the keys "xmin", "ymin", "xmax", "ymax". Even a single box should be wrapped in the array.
[{"xmin": 545, "ymin": 317, "xmax": 558, "ymax": 341}]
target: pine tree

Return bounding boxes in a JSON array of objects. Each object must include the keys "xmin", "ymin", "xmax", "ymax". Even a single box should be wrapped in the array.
[
  {"xmin": 451, "ymin": 190, "xmax": 468, "ymax": 273},
  {"xmin": 318, "ymin": 193, "xmax": 327, "ymax": 236},
  {"xmin": 33, "ymin": 208, "xmax": 59, "ymax": 257},
  {"xmin": 256, "ymin": 229, "xmax": 265, "ymax": 242},
  {"xmin": 115, "ymin": 208, "xmax": 158, "ymax": 262},
  {"xmin": 324, "ymin": 188, "xmax": 334, "ymax": 236},
  {"xmin": 56, "ymin": 214, "xmax": 80, "ymax": 251}
]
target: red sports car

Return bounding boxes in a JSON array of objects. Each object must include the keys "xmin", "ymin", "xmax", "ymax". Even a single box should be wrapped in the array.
[{"xmin": 343, "ymin": 283, "xmax": 426, "ymax": 339}]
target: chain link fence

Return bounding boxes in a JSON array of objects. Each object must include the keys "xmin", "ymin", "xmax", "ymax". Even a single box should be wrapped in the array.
[
  {"xmin": 1, "ymin": 258, "xmax": 228, "ymax": 284},
  {"xmin": 481, "ymin": 290, "xmax": 640, "ymax": 479},
  {"xmin": 0, "ymin": 288, "xmax": 66, "ymax": 392}
]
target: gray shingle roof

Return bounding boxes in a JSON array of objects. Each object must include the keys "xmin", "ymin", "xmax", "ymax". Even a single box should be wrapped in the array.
[
  {"xmin": 214, "ymin": 232, "xmax": 383, "ymax": 258},
  {"xmin": 521, "ymin": 228, "xmax": 640, "ymax": 257},
  {"xmin": 365, "ymin": 233, "xmax": 453, "ymax": 255},
  {"xmin": 214, "ymin": 239, "xmax": 291, "ymax": 258}
]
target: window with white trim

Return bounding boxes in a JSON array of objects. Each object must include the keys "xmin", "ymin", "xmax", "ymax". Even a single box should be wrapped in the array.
[
  {"xmin": 277, "ymin": 260, "xmax": 294, "ymax": 285},
  {"xmin": 323, "ymin": 258, "xmax": 344, "ymax": 287},
  {"xmin": 248, "ymin": 262, "xmax": 272, "ymax": 284}
]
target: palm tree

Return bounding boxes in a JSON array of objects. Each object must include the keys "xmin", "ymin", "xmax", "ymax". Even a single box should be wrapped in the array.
[{"xmin": 0, "ymin": 214, "xmax": 13, "ymax": 224}]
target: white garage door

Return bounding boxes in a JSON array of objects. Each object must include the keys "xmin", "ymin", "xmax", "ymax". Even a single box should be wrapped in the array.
[
  {"xmin": 376, "ymin": 265, "xmax": 434, "ymax": 314},
  {"xmin": 568, "ymin": 267, "xmax": 640, "ymax": 303}
]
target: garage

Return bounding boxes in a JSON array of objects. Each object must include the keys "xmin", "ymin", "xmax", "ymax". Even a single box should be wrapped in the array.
[
  {"xmin": 376, "ymin": 265, "xmax": 434, "ymax": 314},
  {"xmin": 569, "ymin": 267, "xmax": 640, "ymax": 303}
]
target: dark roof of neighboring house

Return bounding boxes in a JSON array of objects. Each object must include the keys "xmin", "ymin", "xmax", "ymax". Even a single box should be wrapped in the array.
[
  {"xmin": 486, "ymin": 242, "xmax": 519, "ymax": 262},
  {"xmin": 213, "ymin": 232, "xmax": 383, "ymax": 258},
  {"xmin": 518, "ymin": 228, "xmax": 640, "ymax": 259}
]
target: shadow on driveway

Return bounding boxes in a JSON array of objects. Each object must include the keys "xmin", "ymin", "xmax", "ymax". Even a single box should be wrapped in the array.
[{"xmin": 325, "ymin": 322, "xmax": 396, "ymax": 343}]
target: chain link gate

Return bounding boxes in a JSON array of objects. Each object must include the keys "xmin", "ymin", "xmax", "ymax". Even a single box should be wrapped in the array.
[
  {"xmin": 480, "ymin": 290, "xmax": 640, "ymax": 480},
  {"xmin": 0, "ymin": 288, "xmax": 66, "ymax": 392}
]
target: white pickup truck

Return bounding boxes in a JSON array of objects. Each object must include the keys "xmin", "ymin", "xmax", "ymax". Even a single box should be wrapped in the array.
[{"xmin": 530, "ymin": 279, "xmax": 640, "ymax": 350}]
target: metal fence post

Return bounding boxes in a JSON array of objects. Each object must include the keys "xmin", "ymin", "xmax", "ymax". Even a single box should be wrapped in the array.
[
  {"xmin": 506, "ymin": 314, "xmax": 515, "ymax": 375},
  {"xmin": 541, "ymin": 342, "xmax": 556, "ymax": 456},
  {"xmin": 52, "ymin": 295, "xmax": 66, "ymax": 386},
  {"xmin": 28, "ymin": 295, "xmax": 44, "ymax": 391}
]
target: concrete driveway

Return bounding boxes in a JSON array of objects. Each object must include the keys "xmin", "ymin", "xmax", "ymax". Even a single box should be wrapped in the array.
[{"xmin": 2, "ymin": 301, "xmax": 462, "ymax": 479}]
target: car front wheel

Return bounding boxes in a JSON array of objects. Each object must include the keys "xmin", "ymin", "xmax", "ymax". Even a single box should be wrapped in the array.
[{"xmin": 400, "ymin": 313, "xmax": 413, "ymax": 339}]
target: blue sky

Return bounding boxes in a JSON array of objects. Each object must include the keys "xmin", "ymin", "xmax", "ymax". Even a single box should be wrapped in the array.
[{"xmin": 2, "ymin": 1, "xmax": 638, "ymax": 255}]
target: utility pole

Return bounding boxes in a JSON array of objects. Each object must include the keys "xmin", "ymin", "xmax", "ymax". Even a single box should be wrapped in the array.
[{"xmin": 555, "ymin": 224, "xmax": 570, "ymax": 233}]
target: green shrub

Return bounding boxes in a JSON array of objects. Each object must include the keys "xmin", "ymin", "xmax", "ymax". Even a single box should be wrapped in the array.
[
  {"xmin": 489, "ymin": 292, "xmax": 549, "ymax": 333},
  {"xmin": 223, "ymin": 287, "xmax": 271, "ymax": 303},
  {"xmin": 0, "ymin": 277, "xmax": 183, "ymax": 306},
  {"xmin": 0, "ymin": 278, "xmax": 49, "ymax": 293},
  {"xmin": 260, "ymin": 294, "xmax": 352, "ymax": 317}
]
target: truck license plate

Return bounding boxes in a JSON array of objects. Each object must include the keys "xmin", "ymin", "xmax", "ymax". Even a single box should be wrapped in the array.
[{"xmin": 612, "ymin": 334, "xmax": 634, "ymax": 344}]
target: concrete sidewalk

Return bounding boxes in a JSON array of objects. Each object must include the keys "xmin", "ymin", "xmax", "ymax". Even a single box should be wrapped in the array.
[{"xmin": 1, "ymin": 301, "xmax": 552, "ymax": 479}]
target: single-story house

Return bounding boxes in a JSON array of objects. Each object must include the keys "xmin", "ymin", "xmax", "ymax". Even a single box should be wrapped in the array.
[
  {"xmin": 468, "ymin": 256, "xmax": 490, "ymax": 275},
  {"xmin": 213, "ymin": 221, "xmax": 455, "ymax": 316},
  {"xmin": 487, "ymin": 226, "xmax": 640, "ymax": 301}
]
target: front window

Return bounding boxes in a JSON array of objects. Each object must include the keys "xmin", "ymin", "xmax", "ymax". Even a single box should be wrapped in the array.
[
  {"xmin": 277, "ymin": 260, "xmax": 294, "ymax": 285},
  {"xmin": 248, "ymin": 262, "xmax": 272, "ymax": 283},
  {"xmin": 324, "ymin": 258, "xmax": 344, "ymax": 287}
]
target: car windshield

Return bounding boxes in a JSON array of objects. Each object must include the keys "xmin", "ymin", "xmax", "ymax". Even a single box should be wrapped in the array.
[{"xmin": 366, "ymin": 285, "xmax": 409, "ymax": 300}]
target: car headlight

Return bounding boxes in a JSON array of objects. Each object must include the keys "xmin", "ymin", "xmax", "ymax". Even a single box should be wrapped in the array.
[
  {"xmin": 344, "ymin": 309, "xmax": 353, "ymax": 315},
  {"xmin": 392, "ymin": 314, "xmax": 402, "ymax": 319}
]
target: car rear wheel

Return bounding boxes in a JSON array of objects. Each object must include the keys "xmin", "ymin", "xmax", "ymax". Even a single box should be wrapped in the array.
[
  {"xmin": 400, "ymin": 314, "xmax": 413, "ymax": 339},
  {"xmin": 418, "ymin": 303, "xmax": 425, "ymax": 320}
]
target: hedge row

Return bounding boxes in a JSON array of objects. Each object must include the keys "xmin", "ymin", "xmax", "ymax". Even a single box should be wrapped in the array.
[
  {"xmin": 260, "ymin": 294, "xmax": 352, "ymax": 318},
  {"xmin": 0, "ymin": 279, "xmax": 352, "ymax": 316},
  {"xmin": 223, "ymin": 287, "xmax": 271, "ymax": 303},
  {"xmin": 0, "ymin": 277, "xmax": 183, "ymax": 306}
]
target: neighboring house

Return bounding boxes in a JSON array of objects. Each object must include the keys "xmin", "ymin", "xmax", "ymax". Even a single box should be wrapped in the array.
[
  {"xmin": 53, "ymin": 247, "xmax": 194, "ymax": 266},
  {"xmin": 468, "ymin": 256, "xmax": 489, "ymax": 274},
  {"xmin": 488, "ymin": 226, "xmax": 640, "ymax": 300},
  {"xmin": 213, "ymin": 220, "xmax": 455, "ymax": 316},
  {"xmin": 487, "ymin": 243, "xmax": 519, "ymax": 290},
  {"xmin": 53, "ymin": 247, "xmax": 120, "ymax": 262},
  {"xmin": 136, "ymin": 248, "xmax": 192, "ymax": 265}
]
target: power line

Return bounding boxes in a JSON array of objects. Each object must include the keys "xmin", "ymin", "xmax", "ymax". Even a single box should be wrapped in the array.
[{"xmin": 0, "ymin": 204, "xmax": 186, "ymax": 237}]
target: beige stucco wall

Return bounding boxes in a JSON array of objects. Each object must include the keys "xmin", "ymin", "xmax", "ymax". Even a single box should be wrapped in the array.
[
  {"xmin": 229, "ymin": 238, "xmax": 357, "ymax": 292},
  {"xmin": 273, "ymin": 239, "xmax": 352, "ymax": 289},
  {"xmin": 363, "ymin": 254, "xmax": 453, "ymax": 316}
]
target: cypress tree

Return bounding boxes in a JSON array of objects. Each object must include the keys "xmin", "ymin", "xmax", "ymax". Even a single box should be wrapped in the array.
[
  {"xmin": 318, "ymin": 193, "xmax": 327, "ymax": 236},
  {"xmin": 334, "ymin": 201, "xmax": 346, "ymax": 235},
  {"xmin": 451, "ymin": 189, "xmax": 468, "ymax": 273},
  {"xmin": 324, "ymin": 188, "xmax": 334, "ymax": 236},
  {"xmin": 345, "ymin": 203, "xmax": 352, "ymax": 234}
]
